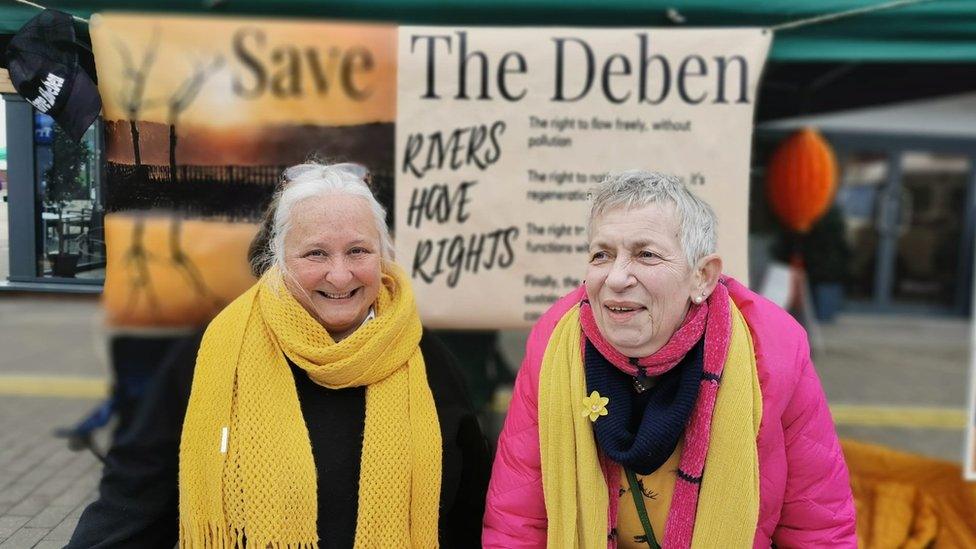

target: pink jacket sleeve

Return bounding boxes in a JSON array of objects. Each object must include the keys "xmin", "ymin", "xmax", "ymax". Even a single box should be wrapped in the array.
[
  {"xmin": 482, "ymin": 325, "xmax": 547, "ymax": 548},
  {"xmin": 772, "ymin": 336, "xmax": 857, "ymax": 547},
  {"xmin": 482, "ymin": 288, "xmax": 584, "ymax": 548}
]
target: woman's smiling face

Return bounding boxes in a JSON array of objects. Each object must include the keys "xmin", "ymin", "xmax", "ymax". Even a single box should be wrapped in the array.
[
  {"xmin": 283, "ymin": 193, "xmax": 382, "ymax": 339},
  {"xmin": 585, "ymin": 202, "xmax": 698, "ymax": 357}
]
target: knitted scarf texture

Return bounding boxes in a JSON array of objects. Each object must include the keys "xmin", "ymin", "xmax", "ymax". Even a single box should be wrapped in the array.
[
  {"xmin": 582, "ymin": 336, "xmax": 704, "ymax": 475},
  {"xmin": 179, "ymin": 262, "xmax": 441, "ymax": 549},
  {"xmin": 538, "ymin": 280, "xmax": 762, "ymax": 548}
]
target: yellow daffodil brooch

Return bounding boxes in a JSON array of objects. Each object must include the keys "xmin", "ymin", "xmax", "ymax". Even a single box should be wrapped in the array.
[{"xmin": 581, "ymin": 390, "xmax": 609, "ymax": 422}]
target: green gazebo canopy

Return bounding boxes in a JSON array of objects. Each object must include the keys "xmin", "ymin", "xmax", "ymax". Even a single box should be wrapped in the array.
[{"xmin": 1, "ymin": 0, "xmax": 975, "ymax": 61}]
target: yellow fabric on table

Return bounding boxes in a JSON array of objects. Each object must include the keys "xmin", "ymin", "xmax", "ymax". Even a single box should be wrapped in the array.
[{"xmin": 843, "ymin": 438, "xmax": 976, "ymax": 549}]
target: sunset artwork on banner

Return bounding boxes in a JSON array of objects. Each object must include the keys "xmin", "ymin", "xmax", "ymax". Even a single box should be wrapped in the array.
[{"xmin": 89, "ymin": 14, "xmax": 396, "ymax": 326}]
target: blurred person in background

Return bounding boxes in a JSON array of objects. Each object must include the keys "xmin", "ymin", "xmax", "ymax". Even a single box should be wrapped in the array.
[
  {"xmin": 67, "ymin": 162, "xmax": 490, "ymax": 548},
  {"xmin": 483, "ymin": 171, "xmax": 856, "ymax": 548}
]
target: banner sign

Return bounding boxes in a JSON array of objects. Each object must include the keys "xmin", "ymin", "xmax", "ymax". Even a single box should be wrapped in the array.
[
  {"xmin": 91, "ymin": 14, "xmax": 396, "ymax": 326},
  {"xmin": 92, "ymin": 14, "xmax": 769, "ymax": 328},
  {"xmin": 396, "ymin": 27, "xmax": 771, "ymax": 327}
]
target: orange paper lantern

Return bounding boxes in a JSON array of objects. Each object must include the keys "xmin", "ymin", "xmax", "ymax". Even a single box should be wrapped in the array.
[{"xmin": 766, "ymin": 127, "xmax": 838, "ymax": 233}]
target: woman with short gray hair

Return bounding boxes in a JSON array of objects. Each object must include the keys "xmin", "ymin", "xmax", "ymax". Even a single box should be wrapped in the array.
[{"xmin": 484, "ymin": 170, "xmax": 856, "ymax": 548}]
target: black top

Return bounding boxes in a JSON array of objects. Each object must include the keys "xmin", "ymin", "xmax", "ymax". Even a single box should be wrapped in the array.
[{"xmin": 67, "ymin": 330, "xmax": 491, "ymax": 548}]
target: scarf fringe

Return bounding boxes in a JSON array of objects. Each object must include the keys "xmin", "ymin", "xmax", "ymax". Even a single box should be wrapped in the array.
[{"xmin": 179, "ymin": 519, "xmax": 319, "ymax": 549}]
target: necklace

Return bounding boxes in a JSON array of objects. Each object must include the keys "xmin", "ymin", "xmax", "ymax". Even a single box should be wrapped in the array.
[
  {"xmin": 630, "ymin": 357, "xmax": 650, "ymax": 393},
  {"xmin": 633, "ymin": 375, "xmax": 651, "ymax": 393}
]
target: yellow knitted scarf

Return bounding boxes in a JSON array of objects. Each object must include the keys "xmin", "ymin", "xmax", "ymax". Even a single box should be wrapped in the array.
[
  {"xmin": 539, "ymin": 299, "xmax": 762, "ymax": 548},
  {"xmin": 179, "ymin": 262, "xmax": 441, "ymax": 549}
]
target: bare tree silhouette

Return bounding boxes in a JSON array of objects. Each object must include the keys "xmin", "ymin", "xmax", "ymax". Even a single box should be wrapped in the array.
[
  {"xmin": 121, "ymin": 217, "xmax": 161, "ymax": 319},
  {"xmin": 121, "ymin": 215, "xmax": 226, "ymax": 322},
  {"xmin": 112, "ymin": 28, "xmax": 160, "ymax": 167},
  {"xmin": 167, "ymin": 217, "xmax": 224, "ymax": 309},
  {"xmin": 166, "ymin": 56, "xmax": 224, "ymax": 183}
]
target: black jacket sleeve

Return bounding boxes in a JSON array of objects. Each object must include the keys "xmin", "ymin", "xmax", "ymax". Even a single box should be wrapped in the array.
[
  {"xmin": 66, "ymin": 332, "xmax": 202, "ymax": 549},
  {"xmin": 70, "ymin": 329, "xmax": 489, "ymax": 548},
  {"xmin": 444, "ymin": 412, "xmax": 492, "ymax": 547},
  {"xmin": 420, "ymin": 331, "xmax": 492, "ymax": 548}
]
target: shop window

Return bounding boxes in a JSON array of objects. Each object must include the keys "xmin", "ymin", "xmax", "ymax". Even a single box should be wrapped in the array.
[{"xmin": 34, "ymin": 112, "xmax": 104, "ymax": 280}]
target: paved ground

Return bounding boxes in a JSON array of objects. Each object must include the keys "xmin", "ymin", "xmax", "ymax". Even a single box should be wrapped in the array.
[
  {"xmin": 0, "ymin": 293, "xmax": 973, "ymax": 546},
  {"xmin": 0, "ymin": 295, "xmax": 106, "ymax": 548},
  {"xmin": 817, "ymin": 312, "xmax": 971, "ymax": 462},
  {"xmin": 0, "ymin": 397, "xmax": 100, "ymax": 549}
]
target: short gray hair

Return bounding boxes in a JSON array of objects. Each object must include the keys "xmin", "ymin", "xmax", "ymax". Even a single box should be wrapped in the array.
[
  {"xmin": 589, "ymin": 170, "xmax": 717, "ymax": 266},
  {"xmin": 266, "ymin": 162, "xmax": 394, "ymax": 277}
]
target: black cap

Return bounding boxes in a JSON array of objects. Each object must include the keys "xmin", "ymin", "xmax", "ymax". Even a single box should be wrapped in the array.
[{"xmin": 5, "ymin": 9, "xmax": 100, "ymax": 141}]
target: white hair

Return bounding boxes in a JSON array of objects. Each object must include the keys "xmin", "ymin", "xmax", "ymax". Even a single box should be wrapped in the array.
[
  {"xmin": 589, "ymin": 170, "xmax": 718, "ymax": 266},
  {"xmin": 268, "ymin": 162, "xmax": 394, "ymax": 279}
]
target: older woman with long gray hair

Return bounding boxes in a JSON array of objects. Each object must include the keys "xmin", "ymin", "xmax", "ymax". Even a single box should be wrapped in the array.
[
  {"xmin": 67, "ymin": 162, "xmax": 489, "ymax": 549},
  {"xmin": 483, "ymin": 171, "xmax": 856, "ymax": 548}
]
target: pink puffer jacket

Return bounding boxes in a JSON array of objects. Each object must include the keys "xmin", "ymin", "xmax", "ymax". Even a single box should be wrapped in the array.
[{"xmin": 483, "ymin": 278, "xmax": 856, "ymax": 548}]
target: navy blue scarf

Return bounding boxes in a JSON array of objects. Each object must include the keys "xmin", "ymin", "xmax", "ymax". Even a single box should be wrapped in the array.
[{"xmin": 583, "ymin": 336, "xmax": 705, "ymax": 475}]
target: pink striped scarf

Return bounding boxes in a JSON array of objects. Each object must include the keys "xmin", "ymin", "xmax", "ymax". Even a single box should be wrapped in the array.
[{"xmin": 580, "ymin": 279, "xmax": 733, "ymax": 549}]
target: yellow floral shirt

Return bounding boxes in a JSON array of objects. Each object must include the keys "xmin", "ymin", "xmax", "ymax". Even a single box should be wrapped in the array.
[{"xmin": 616, "ymin": 439, "xmax": 683, "ymax": 548}]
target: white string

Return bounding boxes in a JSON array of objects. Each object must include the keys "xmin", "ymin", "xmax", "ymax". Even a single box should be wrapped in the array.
[
  {"xmin": 10, "ymin": 0, "xmax": 90, "ymax": 24},
  {"xmin": 770, "ymin": 0, "xmax": 940, "ymax": 32}
]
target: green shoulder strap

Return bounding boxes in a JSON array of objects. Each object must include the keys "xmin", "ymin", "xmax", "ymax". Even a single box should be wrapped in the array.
[{"xmin": 625, "ymin": 468, "xmax": 662, "ymax": 549}]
